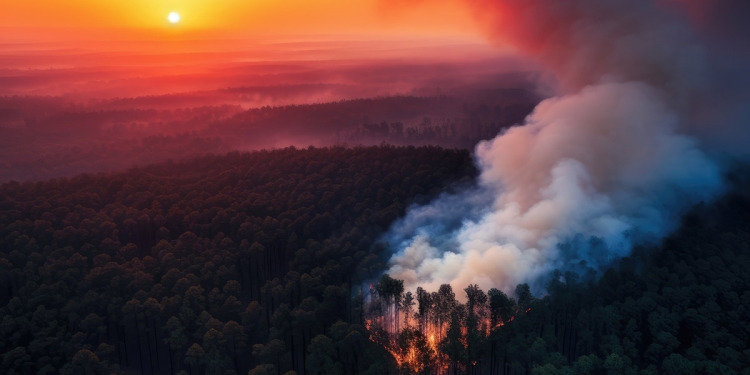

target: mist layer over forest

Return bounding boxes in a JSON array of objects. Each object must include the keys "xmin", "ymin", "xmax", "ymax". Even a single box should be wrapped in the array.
[{"xmin": 0, "ymin": 37, "xmax": 540, "ymax": 183}]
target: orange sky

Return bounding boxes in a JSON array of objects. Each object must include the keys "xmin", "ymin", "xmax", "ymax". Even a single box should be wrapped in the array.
[
  {"xmin": 0, "ymin": 0, "xmax": 532, "ymax": 101},
  {"xmin": 0, "ymin": 0, "xmax": 480, "ymax": 41}
]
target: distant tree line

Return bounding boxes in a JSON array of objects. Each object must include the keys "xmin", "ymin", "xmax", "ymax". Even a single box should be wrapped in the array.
[
  {"xmin": 341, "ymin": 103, "xmax": 536, "ymax": 149},
  {"xmin": 0, "ymin": 94, "xmax": 538, "ymax": 183}
]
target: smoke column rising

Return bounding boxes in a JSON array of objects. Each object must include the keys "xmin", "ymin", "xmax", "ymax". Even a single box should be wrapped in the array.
[{"xmin": 384, "ymin": 0, "xmax": 749, "ymax": 295}]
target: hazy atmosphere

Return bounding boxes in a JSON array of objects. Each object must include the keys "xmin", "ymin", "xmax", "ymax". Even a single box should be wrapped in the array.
[{"xmin": 1, "ymin": 1, "xmax": 749, "ymax": 375}]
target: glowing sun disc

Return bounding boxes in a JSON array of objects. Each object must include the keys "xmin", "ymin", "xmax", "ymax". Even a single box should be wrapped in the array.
[{"xmin": 168, "ymin": 12, "xmax": 180, "ymax": 24}]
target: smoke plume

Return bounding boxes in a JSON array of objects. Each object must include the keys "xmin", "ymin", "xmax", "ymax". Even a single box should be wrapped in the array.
[{"xmin": 384, "ymin": 0, "xmax": 748, "ymax": 295}]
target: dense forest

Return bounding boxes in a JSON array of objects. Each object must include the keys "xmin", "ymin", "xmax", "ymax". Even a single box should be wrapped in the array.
[
  {"xmin": 2, "ymin": 146, "xmax": 750, "ymax": 375},
  {"xmin": 0, "ymin": 146, "xmax": 477, "ymax": 375}
]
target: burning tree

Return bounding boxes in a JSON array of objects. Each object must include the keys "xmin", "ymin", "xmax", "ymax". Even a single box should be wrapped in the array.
[
  {"xmin": 365, "ymin": 277, "xmax": 533, "ymax": 375},
  {"xmin": 415, "ymin": 287, "xmax": 433, "ymax": 334},
  {"xmin": 488, "ymin": 288, "xmax": 516, "ymax": 329},
  {"xmin": 402, "ymin": 291, "xmax": 416, "ymax": 328},
  {"xmin": 375, "ymin": 274, "xmax": 405, "ymax": 339},
  {"xmin": 396, "ymin": 327, "xmax": 437, "ymax": 375},
  {"xmin": 433, "ymin": 284, "xmax": 457, "ymax": 343},
  {"xmin": 464, "ymin": 285, "xmax": 489, "ymax": 374}
]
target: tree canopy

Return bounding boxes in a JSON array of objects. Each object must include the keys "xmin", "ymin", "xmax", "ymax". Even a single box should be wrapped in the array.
[{"xmin": 0, "ymin": 145, "xmax": 475, "ymax": 375}]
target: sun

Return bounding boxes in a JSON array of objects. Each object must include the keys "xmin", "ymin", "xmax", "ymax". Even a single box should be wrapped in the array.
[{"xmin": 168, "ymin": 12, "xmax": 180, "ymax": 24}]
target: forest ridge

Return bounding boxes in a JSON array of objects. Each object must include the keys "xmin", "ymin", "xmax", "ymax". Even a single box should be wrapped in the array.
[{"xmin": 0, "ymin": 93, "xmax": 537, "ymax": 183}]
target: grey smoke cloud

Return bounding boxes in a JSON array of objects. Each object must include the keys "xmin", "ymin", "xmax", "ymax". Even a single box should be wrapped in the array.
[{"xmin": 383, "ymin": 0, "xmax": 744, "ymax": 295}]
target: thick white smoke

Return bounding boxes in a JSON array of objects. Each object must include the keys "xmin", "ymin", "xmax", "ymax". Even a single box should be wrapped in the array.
[
  {"xmin": 387, "ymin": 82, "xmax": 721, "ymax": 293},
  {"xmin": 383, "ymin": 0, "xmax": 737, "ymax": 295}
]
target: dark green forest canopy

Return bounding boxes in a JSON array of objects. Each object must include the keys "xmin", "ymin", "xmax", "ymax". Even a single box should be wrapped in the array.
[
  {"xmin": 1, "ymin": 146, "xmax": 750, "ymax": 375},
  {"xmin": 0, "ymin": 146, "xmax": 476, "ymax": 375}
]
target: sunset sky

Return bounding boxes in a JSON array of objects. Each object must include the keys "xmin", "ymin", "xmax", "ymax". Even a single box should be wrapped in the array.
[
  {"xmin": 0, "ymin": 0, "xmax": 480, "ymax": 40},
  {"xmin": 0, "ymin": 0, "xmax": 542, "ymax": 183},
  {"xmin": 0, "ymin": 0, "xmax": 530, "ymax": 100}
]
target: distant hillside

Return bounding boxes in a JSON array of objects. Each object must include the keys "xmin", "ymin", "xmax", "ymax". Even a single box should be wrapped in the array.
[{"xmin": 0, "ymin": 93, "xmax": 538, "ymax": 182}]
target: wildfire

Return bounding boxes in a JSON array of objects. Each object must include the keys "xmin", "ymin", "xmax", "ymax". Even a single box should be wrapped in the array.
[
  {"xmin": 362, "ymin": 282, "xmax": 521, "ymax": 375},
  {"xmin": 387, "ymin": 346, "xmax": 406, "ymax": 366},
  {"xmin": 366, "ymin": 317, "xmax": 450, "ymax": 374},
  {"xmin": 483, "ymin": 318, "xmax": 492, "ymax": 336},
  {"xmin": 391, "ymin": 346, "xmax": 423, "ymax": 371},
  {"xmin": 376, "ymin": 330, "xmax": 431, "ymax": 373}
]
